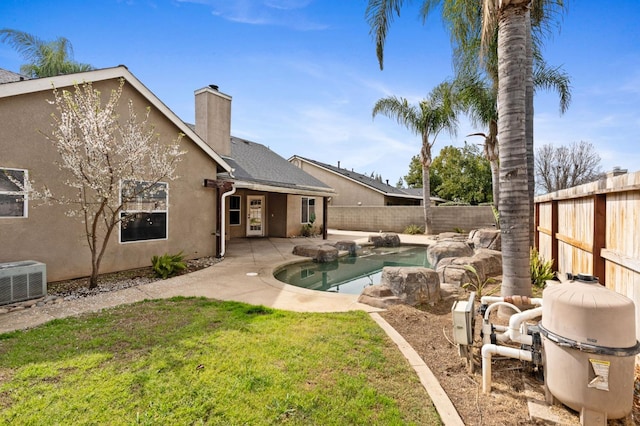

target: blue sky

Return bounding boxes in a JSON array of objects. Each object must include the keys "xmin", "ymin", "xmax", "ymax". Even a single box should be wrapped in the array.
[{"xmin": 2, "ymin": 0, "xmax": 639, "ymax": 185}]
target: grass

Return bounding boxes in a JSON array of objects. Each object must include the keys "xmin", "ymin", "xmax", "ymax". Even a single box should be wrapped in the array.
[{"xmin": 0, "ymin": 298, "xmax": 441, "ymax": 425}]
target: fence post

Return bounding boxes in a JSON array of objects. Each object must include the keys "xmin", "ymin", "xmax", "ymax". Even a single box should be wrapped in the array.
[{"xmin": 593, "ymin": 194, "xmax": 606, "ymax": 284}]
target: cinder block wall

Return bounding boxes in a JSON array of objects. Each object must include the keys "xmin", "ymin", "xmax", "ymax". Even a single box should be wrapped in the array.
[{"xmin": 327, "ymin": 205, "xmax": 495, "ymax": 234}]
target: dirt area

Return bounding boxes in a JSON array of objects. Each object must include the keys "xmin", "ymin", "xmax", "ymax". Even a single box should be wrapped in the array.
[{"xmin": 379, "ymin": 282, "xmax": 639, "ymax": 425}]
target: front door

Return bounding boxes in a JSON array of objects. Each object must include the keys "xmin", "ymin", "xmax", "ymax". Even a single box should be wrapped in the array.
[{"xmin": 246, "ymin": 195, "xmax": 265, "ymax": 237}]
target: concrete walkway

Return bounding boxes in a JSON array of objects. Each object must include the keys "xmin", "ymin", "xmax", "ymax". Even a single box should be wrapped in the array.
[
  {"xmin": 0, "ymin": 230, "xmax": 464, "ymax": 425},
  {"xmin": 0, "ymin": 230, "xmax": 437, "ymax": 334}
]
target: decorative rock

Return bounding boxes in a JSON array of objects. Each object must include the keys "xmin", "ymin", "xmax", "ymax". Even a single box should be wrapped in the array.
[
  {"xmin": 437, "ymin": 232, "xmax": 468, "ymax": 242},
  {"xmin": 380, "ymin": 266, "xmax": 441, "ymax": 306},
  {"xmin": 473, "ymin": 249, "xmax": 502, "ymax": 276},
  {"xmin": 436, "ymin": 249, "xmax": 502, "ymax": 286},
  {"xmin": 333, "ymin": 240, "xmax": 358, "ymax": 256},
  {"xmin": 292, "ymin": 244, "xmax": 339, "ymax": 263},
  {"xmin": 427, "ymin": 241, "xmax": 474, "ymax": 268},
  {"xmin": 358, "ymin": 285, "xmax": 404, "ymax": 309},
  {"xmin": 368, "ymin": 233, "xmax": 401, "ymax": 248},
  {"xmin": 469, "ymin": 229, "xmax": 501, "ymax": 251}
]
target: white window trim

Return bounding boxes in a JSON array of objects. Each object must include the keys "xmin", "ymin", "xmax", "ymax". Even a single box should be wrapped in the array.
[
  {"xmin": 0, "ymin": 167, "xmax": 28, "ymax": 219},
  {"xmin": 301, "ymin": 197, "xmax": 316, "ymax": 224},
  {"xmin": 119, "ymin": 180, "xmax": 169, "ymax": 244}
]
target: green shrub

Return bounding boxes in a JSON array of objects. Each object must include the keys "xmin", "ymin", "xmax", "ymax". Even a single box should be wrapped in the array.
[
  {"xmin": 530, "ymin": 247, "xmax": 554, "ymax": 289},
  {"xmin": 403, "ymin": 224, "xmax": 424, "ymax": 235},
  {"xmin": 151, "ymin": 251, "xmax": 186, "ymax": 279}
]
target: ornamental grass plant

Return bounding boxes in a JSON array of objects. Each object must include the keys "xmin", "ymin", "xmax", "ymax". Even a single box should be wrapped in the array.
[{"xmin": 0, "ymin": 298, "xmax": 440, "ymax": 425}]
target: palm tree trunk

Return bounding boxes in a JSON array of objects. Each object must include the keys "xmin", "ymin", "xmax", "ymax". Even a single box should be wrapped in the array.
[
  {"xmin": 486, "ymin": 119, "xmax": 500, "ymax": 211},
  {"xmin": 498, "ymin": 0, "xmax": 532, "ymax": 299},
  {"xmin": 525, "ymin": 8, "xmax": 535, "ymax": 248},
  {"xmin": 421, "ymin": 138, "xmax": 433, "ymax": 235}
]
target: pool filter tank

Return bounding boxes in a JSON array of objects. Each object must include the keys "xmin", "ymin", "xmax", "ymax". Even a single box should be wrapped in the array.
[{"xmin": 539, "ymin": 274, "xmax": 640, "ymax": 425}]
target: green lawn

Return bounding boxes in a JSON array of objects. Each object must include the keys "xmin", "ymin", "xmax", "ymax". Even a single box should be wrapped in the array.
[{"xmin": 0, "ymin": 298, "xmax": 441, "ymax": 425}]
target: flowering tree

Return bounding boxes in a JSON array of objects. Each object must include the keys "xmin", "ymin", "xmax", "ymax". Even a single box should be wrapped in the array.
[{"xmin": 41, "ymin": 79, "xmax": 185, "ymax": 288}]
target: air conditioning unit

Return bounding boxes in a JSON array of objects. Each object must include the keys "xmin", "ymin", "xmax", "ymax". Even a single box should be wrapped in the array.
[{"xmin": 0, "ymin": 261, "xmax": 47, "ymax": 305}]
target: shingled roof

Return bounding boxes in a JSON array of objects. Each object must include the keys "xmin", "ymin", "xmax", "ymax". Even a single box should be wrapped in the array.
[
  {"xmin": 0, "ymin": 68, "xmax": 29, "ymax": 84},
  {"xmin": 221, "ymin": 137, "xmax": 334, "ymax": 196},
  {"xmin": 291, "ymin": 156, "xmax": 420, "ymax": 199}
]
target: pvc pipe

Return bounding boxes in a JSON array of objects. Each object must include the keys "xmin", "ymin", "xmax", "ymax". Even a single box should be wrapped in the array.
[
  {"xmin": 219, "ymin": 184, "xmax": 237, "ymax": 257},
  {"xmin": 482, "ymin": 344, "xmax": 533, "ymax": 393},
  {"xmin": 483, "ymin": 302, "xmax": 521, "ymax": 322},
  {"xmin": 482, "ymin": 302, "xmax": 521, "ymax": 345},
  {"xmin": 480, "ymin": 295, "xmax": 543, "ymax": 306},
  {"xmin": 505, "ymin": 306, "xmax": 543, "ymax": 346}
]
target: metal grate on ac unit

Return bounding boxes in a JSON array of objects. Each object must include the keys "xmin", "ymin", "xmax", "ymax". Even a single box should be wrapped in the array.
[{"xmin": 0, "ymin": 261, "xmax": 47, "ymax": 305}]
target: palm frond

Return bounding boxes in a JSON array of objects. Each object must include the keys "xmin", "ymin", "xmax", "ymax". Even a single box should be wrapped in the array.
[{"xmin": 365, "ymin": 0, "xmax": 407, "ymax": 70}]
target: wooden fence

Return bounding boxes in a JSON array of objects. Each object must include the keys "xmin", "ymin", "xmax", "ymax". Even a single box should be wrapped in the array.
[{"xmin": 535, "ymin": 170, "xmax": 640, "ymax": 338}]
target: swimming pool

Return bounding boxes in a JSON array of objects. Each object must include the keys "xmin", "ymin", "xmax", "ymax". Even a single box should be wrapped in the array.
[{"xmin": 274, "ymin": 245, "xmax": 432, "ymax": 294}]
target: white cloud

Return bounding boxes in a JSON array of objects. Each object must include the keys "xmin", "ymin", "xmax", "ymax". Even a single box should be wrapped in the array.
[{"xmin": 176, "ymin": 0, "xmax": 327, "ymax": 30}]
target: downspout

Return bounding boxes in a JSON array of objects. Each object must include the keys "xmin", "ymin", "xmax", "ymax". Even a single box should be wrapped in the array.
[{"xmin": 220, "ymin": 183, "xmax": 237, "ymax": 257}]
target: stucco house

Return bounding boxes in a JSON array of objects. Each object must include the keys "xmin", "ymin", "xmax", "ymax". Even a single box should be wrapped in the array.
[
  {"xmin": 0, "ymin": 66, "xmax": 332, "ymax": 282},
  {"xmin": 289, "ymin": 156, "xmax": 443, "ymax": 206},
  {"xmin": 193, "ymin": 86, "xmax": 334, "ymax": 243}
]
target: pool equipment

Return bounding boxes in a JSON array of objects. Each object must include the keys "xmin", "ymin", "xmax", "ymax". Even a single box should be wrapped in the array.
[{"xmin": 452, "ymin": 274, "xmax": 640, "ymax": 425}]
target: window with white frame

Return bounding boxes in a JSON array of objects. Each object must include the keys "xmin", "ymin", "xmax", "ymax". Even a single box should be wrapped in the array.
[
  {"xmin": 301, "ymin": 197, "xmax": 316, "ymax": 224},
  {"xmin": 0, "ymin": 168, "xmax": 28, "ymax": 218},
  {"xmin": 120, "ymin": 181, "xmax": 168, "ymax": 242},
  {"xmin": 229, "ymin": 195, "xmax": 241, "ymax": 226}
]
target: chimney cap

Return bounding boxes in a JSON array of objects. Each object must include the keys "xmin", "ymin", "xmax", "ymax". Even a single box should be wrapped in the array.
[{"xmin": 209, "ymin": 84, "xmax": 219, "ymax": 91}]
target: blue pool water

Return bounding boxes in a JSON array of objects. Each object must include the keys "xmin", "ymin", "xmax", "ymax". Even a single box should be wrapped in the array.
[{"xmin": 274, "ymin": 245, "xmax": 431, "ymax": 294}]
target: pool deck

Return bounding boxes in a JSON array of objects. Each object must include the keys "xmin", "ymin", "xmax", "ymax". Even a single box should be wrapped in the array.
[{"xmin": 0, "ymin": 230, "xmax": 467, "ymax": 425}]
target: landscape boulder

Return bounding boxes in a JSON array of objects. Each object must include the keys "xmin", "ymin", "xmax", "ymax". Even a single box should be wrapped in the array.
[
  {"xmin": 427, "ymin": 241, "xmax": 474, "ymax": 269},
  {"xmin": 436, "ymin": 232, "xmax": 468, "ymax": 242},
  {"xmin": 357, "ymin": 285, "xmax": 403, "ymax": 309},
  {"xmin": 436, "ymin": 249, "xmax": 502, "ymax": 286},
  {"xmin": 469, "ymin": 228, "xmax": 501, "ymax": 251},
  {"xmin": 379, "ymin": 266, "xmax": 441, "ymax": 306},
  {"xmin": 292, "ymin": 244, "xmax": 339, "ymax": 263},
  {"xmin": 368, "ymin": 233, "xmax": 401, "ymax": 248},
  {"xmin": 333, "ymin": 240, "xmax": 358, "ymax": 256}
]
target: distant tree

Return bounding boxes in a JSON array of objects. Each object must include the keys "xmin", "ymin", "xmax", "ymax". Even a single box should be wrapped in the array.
[
  {"xmin": 405, "ymin": 154, "xmax": 445, "ymax": 193},
  {"xmin": 373, "ymin": 81, "xmax": 459, "ymax": 234},
  {"xmin": 431, "ymin": 143, "xmax": 492, "ymax": 204},
  {"xmin": 404, "ymin": 155, "xmax": 423, "ymax": 188},
  {"xmin": 0, "ymin": 29, "xmax": 93, "ymax": 77},
  {"xmin": 40, "ymin": 80, "xmax": 185, "ymax": 288},
  {"xmin": 395, "ymin": 177, "xmax": 404, "ymax": 188},
  {"xmin": 535, "ymin": 141, "xmax": 603, "ymax": 193}
]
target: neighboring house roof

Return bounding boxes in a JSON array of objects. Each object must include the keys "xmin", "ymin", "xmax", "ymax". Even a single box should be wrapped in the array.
[
  {"xmin": 221, "ymin": 137, "xmax": 334, "ymax": 197},
  {"xmin": 290, "ymin": 156, "xmax": 421, "ymax": 200},
  {"xmin": 0, "ymin": 66, "xmax": 232, "ymax": 173},
  {"xmin": 0, "ymin": 69, "xmax": 29, "ymax": 84}
]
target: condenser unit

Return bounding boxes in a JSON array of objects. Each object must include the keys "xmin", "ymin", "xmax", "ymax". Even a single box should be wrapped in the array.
[{"xmin": 0, "ymin": 261, "xmax": 47, "ymax": 305}]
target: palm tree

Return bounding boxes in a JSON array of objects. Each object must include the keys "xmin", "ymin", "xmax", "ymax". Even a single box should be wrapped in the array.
[
  {"xmin": 0, "ymin": 29, "xmax": 93, "ymax": 78},
  {"xmin": 367, "ymin": 0, "xmax": 568, "ymax": 298},
  {"xmin": 484, "ymin": 0, "xmax": 533, "ymax": 298},
  {"xmin": 373, "ymin": 82, "xmax": 458, "ymax": 234}
]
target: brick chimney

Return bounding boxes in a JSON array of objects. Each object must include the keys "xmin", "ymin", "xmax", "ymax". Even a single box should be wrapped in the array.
[{"xmin": 194, "ymin": 85, "xmax": 232, "ymax": 156}]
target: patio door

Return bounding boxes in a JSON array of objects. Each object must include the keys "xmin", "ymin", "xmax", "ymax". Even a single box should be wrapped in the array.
[{"xmin": 246, "ymin": 195, "xmax": 265, "ymax": 237}]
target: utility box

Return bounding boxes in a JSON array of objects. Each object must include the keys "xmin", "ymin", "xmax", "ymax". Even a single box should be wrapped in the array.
[{"xmin": 452, "ymin": 291, "xmax": 475, "ymax": 345}]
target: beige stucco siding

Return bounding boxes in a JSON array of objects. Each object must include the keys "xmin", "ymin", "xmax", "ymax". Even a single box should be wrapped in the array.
[
  {"xmin": 295, "ymin": 161, "xmax": 384, "ymax": 206},
  {"xmin": 285, "ymin": 194, "xmax": 324, "ymax": 237},
  {"xmin": 0, "ymin": 79, "xmax": 220, "ymax": 281}
]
